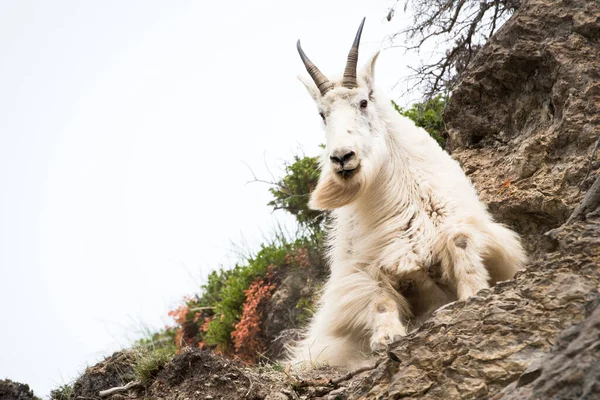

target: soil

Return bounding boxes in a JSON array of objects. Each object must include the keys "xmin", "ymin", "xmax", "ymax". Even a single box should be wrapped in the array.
[
  {"xmin": 0, "ymin": 379, "xmax": 39, "ymax": 400},
  {"xmin": 146, "ymin": 348, "xmax": 284, "ymax": 400}
]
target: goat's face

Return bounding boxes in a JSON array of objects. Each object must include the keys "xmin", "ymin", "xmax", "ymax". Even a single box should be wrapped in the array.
[
  {"xmin": 313, "ymin": 77, "xmax": 386, "ymax": 180},
  {"xmin": 297, "ymin": 19, "xmax": 387, "ymax": 210}
]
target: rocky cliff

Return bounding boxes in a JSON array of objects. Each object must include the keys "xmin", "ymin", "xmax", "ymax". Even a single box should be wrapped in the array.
[{"xmin": 445, "ymin": 0, "xmax": 600, "ymax": 257}]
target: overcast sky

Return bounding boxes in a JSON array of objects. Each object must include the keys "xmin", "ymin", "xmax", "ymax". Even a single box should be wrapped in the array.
[{"xmin": 0, "ymin": 1, "xmax": 424, "ymax": 397}]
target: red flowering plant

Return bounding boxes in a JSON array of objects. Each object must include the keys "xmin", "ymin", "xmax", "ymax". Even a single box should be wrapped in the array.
[
  {"xmin": 167, "ymin": 296, "xmax": 209, "ymax": 351},
  {"xmin": 231, "ymin": 271, "xmax": 277, "ymax": 363}
]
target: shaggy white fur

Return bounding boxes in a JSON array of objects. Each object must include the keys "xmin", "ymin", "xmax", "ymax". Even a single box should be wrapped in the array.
[{"xmin": 289, "ymin": 50, "xmax": 526, "ymax": 368}]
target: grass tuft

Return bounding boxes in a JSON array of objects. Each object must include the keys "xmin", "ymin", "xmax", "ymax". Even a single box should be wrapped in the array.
[
  {"xmin": 49, "ymin": 383, "xmax": 73, "ymax": 400},
  {"xmin": 133, "ymin": 345, "xmax": 176, "ymax": 384}
]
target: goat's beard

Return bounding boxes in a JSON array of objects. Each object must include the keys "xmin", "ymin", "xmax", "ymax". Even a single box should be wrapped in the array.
[{"xmin": 309, "ymin": 169, "xmax": 365, "ymax": 211}]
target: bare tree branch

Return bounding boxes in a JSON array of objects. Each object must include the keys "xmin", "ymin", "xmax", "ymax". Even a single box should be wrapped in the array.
[
  {"xmin": 99, "ymin": 381, "xmax": 141, "ymax": 397},
  {"xmin": 386, "ymin": 0, "xmax": 520, "ymax": 98}
]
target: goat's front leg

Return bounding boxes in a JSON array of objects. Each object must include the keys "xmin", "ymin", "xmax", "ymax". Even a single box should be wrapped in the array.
[
  {"xmin": 380, "ymin": 246, "xmax": 450, "ymax": 318},
  {"xmin": 369, "ymin": 293, "xmax": 408, "ymax": 352},
  {"xmin": 327, "ymin": 269, "xmax": 410, "ymax": 353},
  {"xmin": 365, "ymin": 267, "xmax": 411, "ymax": 352}
]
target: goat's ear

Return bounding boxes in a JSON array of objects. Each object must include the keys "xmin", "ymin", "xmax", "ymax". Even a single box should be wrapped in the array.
[
  {"xmin": 360, "ymin": 51, "xmax": 380, "ymax": 93},
  {"xmin": 298, "ymin": 74, "xmax": 321, "ymax": 102}
]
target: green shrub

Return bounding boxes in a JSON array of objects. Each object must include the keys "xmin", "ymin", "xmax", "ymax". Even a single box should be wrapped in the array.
[
  {"xmin": 204, "ymin": 238, "xmax": 294, "ymax": 350},
  {"xmin": 393, "ymin": 95, "xmax": 447, "ymax": 148},
  {"xmin": 268, "ymin": 155, "xmax": 324, "ymax": 234},
  {"xmin": 49, "ymin": 384, "xmax": 73, "ymax": 400},
  {"xmin": 295, "ymin": 297, "xmax": 315, "ymax": 326}
]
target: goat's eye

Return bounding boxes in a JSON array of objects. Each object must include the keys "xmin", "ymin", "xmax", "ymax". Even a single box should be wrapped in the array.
[
  {"xmin": 360, "ymin": 99, "xmax": 368, "ymax": 108},
  {"xmin": 319, "ymin": 112, "xmax": 325, "ymax": 121}
]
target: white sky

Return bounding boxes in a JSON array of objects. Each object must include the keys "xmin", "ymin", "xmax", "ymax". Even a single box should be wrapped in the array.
[{"xmin": 0, "ymin": 1, "xmax": 422, "ymax": 397}]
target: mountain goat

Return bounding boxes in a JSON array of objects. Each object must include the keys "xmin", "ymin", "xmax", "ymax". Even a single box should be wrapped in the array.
[{"xmin": 289, "ymin": 18, "xmax": 526, "ymax": 368}]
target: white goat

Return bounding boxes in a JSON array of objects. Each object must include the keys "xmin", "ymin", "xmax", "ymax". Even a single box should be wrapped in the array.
[{"xmin": 289, "ymin": 18, "xmax": 526, "ymax": 368}]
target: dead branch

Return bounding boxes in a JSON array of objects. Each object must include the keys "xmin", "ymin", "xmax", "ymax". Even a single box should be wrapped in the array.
[
  {"xmin": 292, "ymin": 359, "xmax": 382, "ymax": 390},
  {"xmin": 568, "ymin": 174, "xmax": 600, "ymax": 224},
  {"xmin": 188, "ymin": 306, "xmax": 215, "ymax": 312},
  {"xmin": 330, "ymin": 361, "xmax": 382, "ymax": 385},
  {"xmin": 99, "ymin": 381, "xmax": 141, "ymax": 397},
  {"xmin": 580, "ymin": 133, "xmax": 600, "ymax": 189},
  {"xmin": 387, "ymin": 0, "xmax": 520, "ymax": 98}
]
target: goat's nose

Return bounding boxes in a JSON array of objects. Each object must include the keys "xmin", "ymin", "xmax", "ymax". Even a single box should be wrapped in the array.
[{"xmin": 329, "ymin": 148, "xmax": 356, "ymax": 166}]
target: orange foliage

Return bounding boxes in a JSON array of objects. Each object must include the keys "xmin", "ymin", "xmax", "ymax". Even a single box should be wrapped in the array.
[
  {"xmin": 285, "ymin": 246, "xmax": 310, "ymax": 268},
  {"xmin": 196, "ymin": 317, "xmax": 213, "ymax": 350},
  {"xmin": 168, "ymin": 297, "xmax": 201, "ymax": 351},
  {"xmin": 201, "ymin": 316, "xmax": 213, "ymax": 333},
  {"xmin": 168, "ymin": 298, "xmax": 191, "ymax": 325},
  {"xmin": 175, "ymin": 328, "xmax": 185, "ymax": 350},
  {"xmin": 231, "ymin": 275, "xmax": 277, "ymax": 363}
]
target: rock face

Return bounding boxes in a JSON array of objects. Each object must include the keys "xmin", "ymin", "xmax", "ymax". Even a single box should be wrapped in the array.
[
  {"xmin": 445, "ymin": 0, "xmax": 600, "ymax": 257},
  {"xmin": 498, "ymin": 297, "xmax": 600, "ymax": 399}
]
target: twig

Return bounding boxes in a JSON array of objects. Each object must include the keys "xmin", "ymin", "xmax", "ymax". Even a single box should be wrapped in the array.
[
  {"xmin": 245, "ymin": 376, "xmax": 254, "ymax": 398},
  {"xmin": 292, "ymin": 358, "xmax": 382, "ymax": 389},
  {"xmin": 99, "ymin": 381, "xmax": 141, "ymax": 397},
  {"xmin": 567, "ymin": 175, "xmax": 600, "ymax": 224},
  {"xmin": 263, "ymin": 149, "xmax": 278, "ymax": 184},
  {"xmin": 388, "ymin": 0, "xmax": 517, "ymax": 97},
  {"xmin": 229, "ymin": 364, "xmax": 254, "ymax": 398},
  {"xmin": 292, "ymin": 378, "xmax": 330, "ymax": 389},
  {"xmin": 331, "ymin": 360, "xmax": 382, "ymax": 385},
  {"xmin": 580, "ymin": 133, "xmax": 600, "ymax": 190},
  {"xmin": 188, "ymin": 306, "xmax": 215, "ymax": 312}
]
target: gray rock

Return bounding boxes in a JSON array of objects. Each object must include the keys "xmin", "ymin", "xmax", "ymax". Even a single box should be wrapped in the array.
[{"xmin": 498, "ymin": 299, "xmax": 600, "ymax": 399}]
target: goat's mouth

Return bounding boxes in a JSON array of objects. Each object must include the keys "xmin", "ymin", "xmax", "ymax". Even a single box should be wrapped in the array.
[{"xmin": 337, "ymin": 165, "xmax": 360, "ymax": 179}]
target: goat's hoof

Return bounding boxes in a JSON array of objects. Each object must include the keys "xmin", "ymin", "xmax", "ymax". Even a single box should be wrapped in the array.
[
  {"xmin": 370, "ymin": 339, "xmax": 388, "ymax": 353},
  {"xmin": 370, "ymin": 333, "xmax": 404, "ymax": 353},
  {"xmin": 391, "ymin": 333, "xmax": 404, "ymax": 343}
]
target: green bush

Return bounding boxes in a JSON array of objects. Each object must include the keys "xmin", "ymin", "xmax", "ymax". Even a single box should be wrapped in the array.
[
  {"xmin": 393, "ymin": 95, "xmax": 447, "ymax": 148},
  {"xmin": 268, "ymin": 155, "xmax": 324, "ymax": 234},
  {"xmin": 204, "ymin": 237, "xmax": 297, "ymax": 350},
  {"xmin": 49, "ymin": 384, "xmax": 73, "ymax": 400}
]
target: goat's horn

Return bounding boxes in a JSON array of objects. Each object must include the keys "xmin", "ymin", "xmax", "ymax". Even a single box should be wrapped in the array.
[
  {"xmin": 297, "ymin": 40, "xmax": 334, "ymax": 96},
  {"xmin": 341, "ymin": 17, "xmax": 366, "ymax": 89}
]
